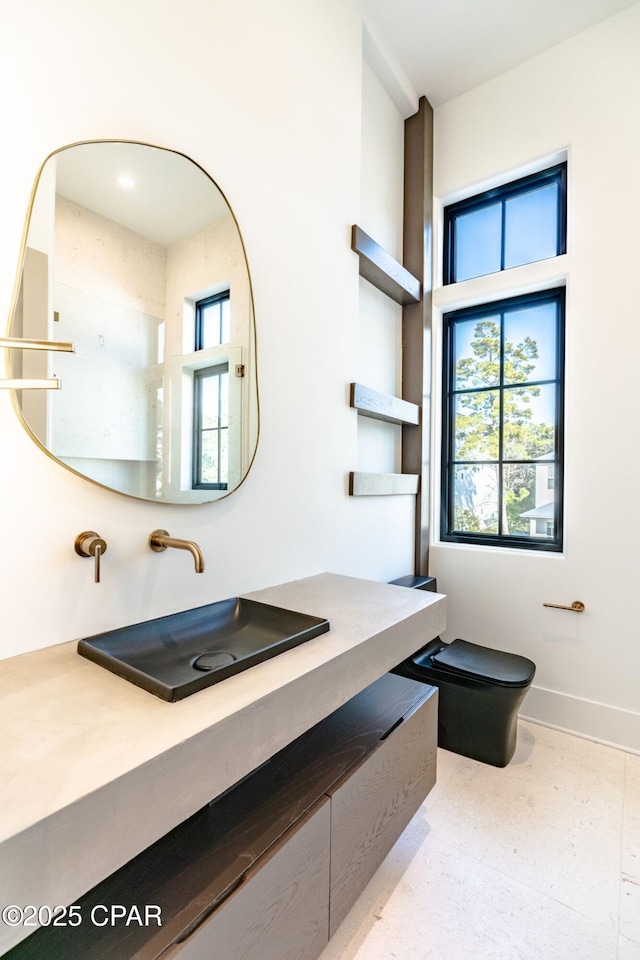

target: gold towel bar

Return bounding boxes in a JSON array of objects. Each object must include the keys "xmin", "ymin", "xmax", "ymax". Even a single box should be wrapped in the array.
[
  {"xmin": 0, "ymin": 337, "xmax": 72, "ymax": 388},
  {"xmin": 0, "ymin": 378, "xmax": 60, "ymax": 390},
  {"xmin": 0, "ymin": 337, "xmax": 74, "ymax": 352},
  {"xmin": 543, "ymin": 600, "xmax": 585, "ymax": 613}
]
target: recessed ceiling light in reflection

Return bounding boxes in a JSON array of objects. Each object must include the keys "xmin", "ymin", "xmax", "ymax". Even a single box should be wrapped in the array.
[{"xmin": 117, "ymin": 174, "xmax": 135, "ymax": 190}]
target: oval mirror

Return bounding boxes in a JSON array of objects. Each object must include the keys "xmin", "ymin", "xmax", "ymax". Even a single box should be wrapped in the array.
[{"xmin": 7, "ymin": 140, "xmax": 258, "ymax": 503}]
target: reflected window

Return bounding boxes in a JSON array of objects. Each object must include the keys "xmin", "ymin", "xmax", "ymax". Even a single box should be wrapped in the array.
[
  {"xmin": 441, "ymin": 289, "xmax": 564, "ymax": 552},
  {"xmin": 192, "ymin": 363, "xmax": 229, "ymax": 490},
  {"xmin": 195, "ymin": 291, "xmax": 230, "ymax": 350},
  {"xmin": 444, "ymin": 164, "xmax": 566, "ymax": 284}
]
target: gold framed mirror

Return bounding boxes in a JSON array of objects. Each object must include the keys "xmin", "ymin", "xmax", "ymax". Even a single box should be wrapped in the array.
[{"xmin": 6, "ymin": 140, "xmax": 259, "ymax": 503}]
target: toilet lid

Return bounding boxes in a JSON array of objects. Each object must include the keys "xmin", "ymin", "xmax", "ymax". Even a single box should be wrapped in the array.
[{"xmin": 431, "ymin": 639, "xmax": 536, "ymax": 686}]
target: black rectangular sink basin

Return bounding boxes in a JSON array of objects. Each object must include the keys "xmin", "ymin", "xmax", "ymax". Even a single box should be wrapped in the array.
[{"xmin": 77, "ymin": 598, "xmax": 330, "ymax": 701}]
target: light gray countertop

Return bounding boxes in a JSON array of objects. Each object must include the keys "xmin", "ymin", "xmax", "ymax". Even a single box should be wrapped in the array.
[{"xmin": 0, "ymin": 573, "xmax": 445, "ymax": 953}]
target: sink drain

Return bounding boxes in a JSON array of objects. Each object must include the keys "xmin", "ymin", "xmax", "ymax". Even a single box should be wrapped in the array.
[{"xmin": 193, "ymin": 652, "xmax": 237, "ymax": 672}]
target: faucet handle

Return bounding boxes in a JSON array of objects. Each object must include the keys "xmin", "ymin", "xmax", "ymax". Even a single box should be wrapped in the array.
[{"xmin": 75, "ymin": 531, "xmax": 108, "ymax": 583}]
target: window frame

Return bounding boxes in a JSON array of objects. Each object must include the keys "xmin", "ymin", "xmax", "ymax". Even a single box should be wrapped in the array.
[
  {"xmin": 440, "ymin": 287, "xmax": 565, "ymax": 553},
  {"xmin": 195, "ymin": 290, "xmax": 230, "ymax": 351},
  {"xmin": 191, "ymin": 289, "xmax": 231, "ymax": 491},
  {"xmin": 443, "ymin": 162, "xmax": 567, "ymax": 285}
]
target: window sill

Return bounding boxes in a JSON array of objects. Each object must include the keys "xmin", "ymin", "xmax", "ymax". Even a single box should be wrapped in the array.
[
  {"xmin": 432, "ymin": 254, "xmax": 569, "ymax": 313},
  {"xmin": 431, "ymin": 539, "xmax": 566, "ymax": 560}
]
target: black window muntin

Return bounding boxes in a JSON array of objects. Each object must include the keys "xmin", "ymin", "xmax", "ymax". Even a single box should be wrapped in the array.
[
  {"xmin": 441, "ymin": 288, "xmax": 565, "ymax": 552},
  {"xmin": 443, "ymin": 163, "xmax": 567, "ymax": 285},
  {"xmin": 192, "ymin": 363, "xmax": 229, "ymax": 491}
]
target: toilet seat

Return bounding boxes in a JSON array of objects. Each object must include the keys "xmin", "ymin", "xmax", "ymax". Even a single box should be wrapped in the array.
[{"xmin": 431, "ymin": 639, "xmax": 536, "ymax": 687}]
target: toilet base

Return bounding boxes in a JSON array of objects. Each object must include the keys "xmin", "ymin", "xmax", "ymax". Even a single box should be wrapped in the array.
[
  {"xmin": 434, "ymin": 676, "xmax": 529, "ymax": 767},
  {"xmin": 393, "ymin": 639, "xmax": 535, "ymax": 767}
]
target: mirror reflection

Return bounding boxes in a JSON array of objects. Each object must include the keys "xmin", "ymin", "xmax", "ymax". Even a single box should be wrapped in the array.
[{"xmin": 8, "ymin": 141, "xmax": 258, "ymax": 503}]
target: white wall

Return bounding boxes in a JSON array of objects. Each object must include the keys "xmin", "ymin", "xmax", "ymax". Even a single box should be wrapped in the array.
[
  {"xmin": 53, "ymin": 198, "xmax": 163, "ymax": 479},
  {"xmin": 55, "ymin": 195, "xmax": 167, "ymax": 317},
  {"xmin": 0, "ymin": 0, "xmax": 412, "ymax": 659},
  {"xmin": 354, "ymin": 58, "xmax": 416, "ymax": 563},
  {"xmin": 430, "ymin": 3, "xmax": 640, "ymax": 750}
]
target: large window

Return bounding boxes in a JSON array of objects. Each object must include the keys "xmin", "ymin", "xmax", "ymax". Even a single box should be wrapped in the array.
[
  {"xmin": 444, "ymin": 163, "xmax": 566, "ymax": 284},
  {"xmin": 441, "ymin": 289, "xmax": 564, "ymax": 551},
  {"xmin": 441, "ymin": 163, "xmax": 567, "ymax": 551}
]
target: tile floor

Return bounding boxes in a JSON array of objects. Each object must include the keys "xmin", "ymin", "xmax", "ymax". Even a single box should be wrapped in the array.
[{"xmin": 319, "ymin": 720, "xmax": 640, "ymax": 960}]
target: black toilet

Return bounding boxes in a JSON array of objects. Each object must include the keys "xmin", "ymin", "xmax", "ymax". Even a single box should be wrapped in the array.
[{"xmin": 391, "ymin": 576, "xmax": 536, "ymax": 767}]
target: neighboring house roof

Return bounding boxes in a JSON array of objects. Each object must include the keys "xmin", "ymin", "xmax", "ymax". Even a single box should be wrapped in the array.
[{"xmin": 520, "ymin": 501, "xmax": 554, "ymax": 519}]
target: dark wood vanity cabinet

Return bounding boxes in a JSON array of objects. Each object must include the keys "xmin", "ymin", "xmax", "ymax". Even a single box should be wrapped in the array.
[
  {"xmin": 162, "ymin": 799, "xmax": 331, "ymax": 960},
  {"xmin": 327, "ymin": 692, "xmax": 437, "ymax": 936},
  {"xmin": 165, "ymin": 677, "xmax": 437, "ymax": 960},
  {"xmin": 5, "ymin": 674, "xmax": 436, "ymax": 960}
]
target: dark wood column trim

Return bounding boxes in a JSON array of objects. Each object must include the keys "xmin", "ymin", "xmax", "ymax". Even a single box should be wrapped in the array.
[{"xmin": 402, "ymin": 96, "xmax": 434, "ymax": 575}]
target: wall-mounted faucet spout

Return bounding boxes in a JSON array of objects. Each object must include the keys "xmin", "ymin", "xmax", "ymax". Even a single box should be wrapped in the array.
[{"xmin": 149, "ymin": 529, "xmax": 205, "ymax": 573}]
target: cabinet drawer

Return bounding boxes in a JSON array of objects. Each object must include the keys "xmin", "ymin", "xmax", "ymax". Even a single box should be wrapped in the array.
[
  {"xmin": 327, "ymin": 686, "xmax": 437, "ymax": 936},
  {"xmin": 161, "ymin": 797, "xmax": 330, "ymax": 960}
]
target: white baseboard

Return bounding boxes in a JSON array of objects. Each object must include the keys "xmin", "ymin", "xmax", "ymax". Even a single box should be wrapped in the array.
[{"xmin": 520, "ymin": 684, "xmax": 640, "ymax": 756}]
